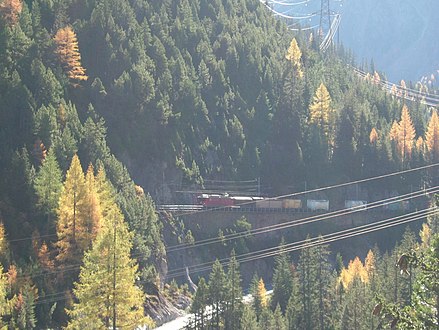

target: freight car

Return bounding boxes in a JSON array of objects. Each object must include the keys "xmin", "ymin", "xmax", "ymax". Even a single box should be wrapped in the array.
[{"xmin": 195, "ymin": 193, "xmax": 412, "ymax": 213}]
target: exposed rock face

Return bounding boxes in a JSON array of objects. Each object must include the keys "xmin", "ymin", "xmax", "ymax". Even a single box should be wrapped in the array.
[{"xmin": 145, "ymin": 285, "xmax": 191, "ymax": 326}]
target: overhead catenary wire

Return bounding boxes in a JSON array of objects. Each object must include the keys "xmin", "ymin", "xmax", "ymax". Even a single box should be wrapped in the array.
[
  {"xmin": 261, "ymin": 1, "xmax": 317, "ymax": 20},
  {"xmin": 18, "ymin": 187, "xmax": 439, "ymax": 284},
  {"xmin": 352, "ymin": 67, "xmax": 439, "ymax": 107},
  {"xmin": 19, "ymin": 186, "xmax": 437, "ymax": 282},
  {"xmin": 166, "ymin": 207, "xmax": 437, "ymax": 278},
  {"xmin": 15, "ymin": 166, "xmax": 438, "ymax": 303},
  {"xmin": 265, "ymin": 0, "xmax": 312, "ymax": 6},
  {"xmin": 12, "ymin": 163, "xmax": 438, "ymax": 282},
  {"xmin": 166, "ymin": 186, "xmax": 438, "ymax": 253},
  {"xmin": 12, "ymin": 163, "xmax": 439, "ymax": 243},
  {"xmin": 170, "ymin": 162, "xmax": 439, "ymax": 217},
  {"xmin": 33, "ymin": 207, "xmax": 437, "ymax": 307}
]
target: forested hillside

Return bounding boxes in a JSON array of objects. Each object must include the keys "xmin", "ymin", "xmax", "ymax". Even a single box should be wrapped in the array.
[{"xmin": 0, "ymin": 0, "xmax": 438, "ymax": 327}]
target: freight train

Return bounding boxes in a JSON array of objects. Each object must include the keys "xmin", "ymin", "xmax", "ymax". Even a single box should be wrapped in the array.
[{"xmin": 196, "ymin": 193, "xmax": 411, "ymax": 212}]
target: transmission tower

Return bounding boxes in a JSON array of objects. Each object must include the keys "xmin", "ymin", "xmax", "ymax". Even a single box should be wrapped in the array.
[{"xmin": 319, "ymin": 0, "xmax": 331, "ymax": 40}]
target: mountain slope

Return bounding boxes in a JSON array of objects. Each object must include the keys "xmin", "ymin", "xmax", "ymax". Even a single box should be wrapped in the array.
[{"xmin": 339, "ymin": 0, "xmax": 439, "ymax": 81}]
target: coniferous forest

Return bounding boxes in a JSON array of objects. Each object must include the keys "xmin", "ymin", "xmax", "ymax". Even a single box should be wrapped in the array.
[{"xmin": 0, "ymin": 0, "xmax": 438, "ymax": 328}]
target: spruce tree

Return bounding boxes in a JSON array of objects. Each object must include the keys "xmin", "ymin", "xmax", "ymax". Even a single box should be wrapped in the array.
[
  {"xmin": 271, "ymin": 241, "xmax": 293, "ymax": 312},
  {"xmin": 224, "ymin": 250, "xmax": 243, "ymax": 330},
  {"xmin": 207, "ymin": 260, "xmax": 227, "ymax": 329},
  {"xmin": 190, "ymin": 277, "xmax": 208, "ymax": 329},
  {"xmin": 240, "ymin": 305, "xmax": 258, "ymax": 330},
  {"xmin": 34, "ymin": 150, "xmax": 62, "ymax": 228}
]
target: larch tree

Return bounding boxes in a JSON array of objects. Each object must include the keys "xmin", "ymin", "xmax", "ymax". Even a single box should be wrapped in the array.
[
  {"xmin": 369, "ymin": 127, "xmax": 378, "ymax": 145},
  {"xmin": 398, "ymin": 105, "xmax": 416, "ymax": 162},
  {"xmin": 56, "ymin": 154, "xmax": 87, "ymax": 265},
  {"xmin": 256, "ymin": 278, "xmax": 268, "ymax": 309},
  {"xmin": 250, "ymin": 274, "xmax": 266, "ymax": 319},
  {"xmin": 53, "ymin": 26, "xmax": 87, "ymax": 84},
  {"xmin": 389, "ymin": 105, "xmax": 416, "ymax": 167},
  {"xmin": 0, "ymin": 0, "xmax": 22, "ymax": 26},
  {"xmin": 425, "ymin": 110, "xmax": 439, "ymax": 162},
  {"xmin": 66, "ymin": 206, "xmax": 152, "ymax": 329},
  {"xmin": 309, "ymin": 83, "xmax": 333, "ymax": 139},
  {"xmin": 83, "ymin": 164, "xmax": 102, "ymax": 243},
  {"xmin": 285, "ymin": 38, "xmax": 303, "ymax": 79}
]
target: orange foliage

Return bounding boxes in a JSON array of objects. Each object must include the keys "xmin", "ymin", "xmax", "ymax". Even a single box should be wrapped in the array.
[
  {"xmin": 364, "ymin": 250, "xmax": 376, "ymax": 277},
  {"xmin": 425, "ymin": 110, "xmax": 439, "ymax": 162},
  {"xmin": 38, "ymin": 242, "xmax": 54, "ymax": 270},
  {"xmin": 135, "ymin": 185, "xmax": 144, "ymax": 197},
  {"xmin": 369, "ymin": 127, "xmax": 378, "ymax": 145},
  {"xmin": 7, "ymin": 264, "xmax": 17, "ymax": 286},
  {"xmin": 54, "ymin": 26, "xmax": 88, "ymax": 84},
  {"xmin": 338, "ymin": 256, "xmax": 369, "ymax": 290},
  {"xmin": 389, "ymin": 105, "xmax": 416, "ymax": 162},
  {"xmin": 32, "ymin": 139, "xmax": 47, "ymax": 164},
  {"xmin": 0, "ymin": 0, "xmax": 22, "ymax": 26},
  {"xmin": 257, "ymin": 278, "xmax": 268, "ymax": 308}
]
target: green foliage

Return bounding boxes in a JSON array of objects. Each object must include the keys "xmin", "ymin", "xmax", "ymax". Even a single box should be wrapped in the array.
[
  {"xmin": 374, "ymin": 234, "xmax": 439, "ymax": 329},
  {"xmin": 271, "ymin": 241, "xmax": 293, "ymax": 312},
  {"xmin": 34, "ymin": 150, "xmax": 63, "ymax": 228},
  {"xmin": 66, "ymin": 206, "xmax": 153, "ymax": 329}
]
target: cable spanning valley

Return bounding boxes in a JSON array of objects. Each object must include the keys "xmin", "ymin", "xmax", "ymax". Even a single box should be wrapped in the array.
[{"xmin": 27, "ymin": 164, "xmax": 438, "ymax": 308}]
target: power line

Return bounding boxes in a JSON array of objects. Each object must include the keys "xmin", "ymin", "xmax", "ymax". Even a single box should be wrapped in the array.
[
  {"xmin": 166, "ymin": 207, "xmax": 437, "ymax": 278},
  {"xmin": 19, "ymin": 187, "xmax": 436, "ymax": 282},
  {"xmin": 33, "ymin": 207, "xmax": 436, "ymax": 307},
  {"xmin": 166, "ymin": 186, "xmax": 437, "ymax": 253},
  {"xmin": 11, "ymin": 163, "xmax": 438, "ymax": 283},
  {"xmin": 169, "ymin": 162, "xmax": 439, "ymax": 217}
]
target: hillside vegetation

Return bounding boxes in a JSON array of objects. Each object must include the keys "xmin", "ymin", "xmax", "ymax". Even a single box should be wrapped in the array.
[{"xmin": 0, "ymin": 0, "xmax": 438, "ymax": 327}]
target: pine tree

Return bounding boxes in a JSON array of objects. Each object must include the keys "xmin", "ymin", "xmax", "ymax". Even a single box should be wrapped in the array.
[
  {"xmin": 271, "ymin": 304, "xmax": 287, "ymax": 330},
  {"xmin": 53, "ymin": 26, "xmax": 87, "ymax": 84},
  {"xmin": 0, "ymin": 265, "xmax": 12, "ymax": 326},
  {"xmin": 425, "ymin": 110, "xmax": 439, "ymax": 163},
  {"xmin": 0, "ymin": 223, "xmax": 9, "ymax": 263},
  {"xmin": 95, "ymin": 166, "xmax": 115, "ymax": 221},
  {"xmin": 66, "ymin": 206, "xmax": 152, "ymax": 329}
]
